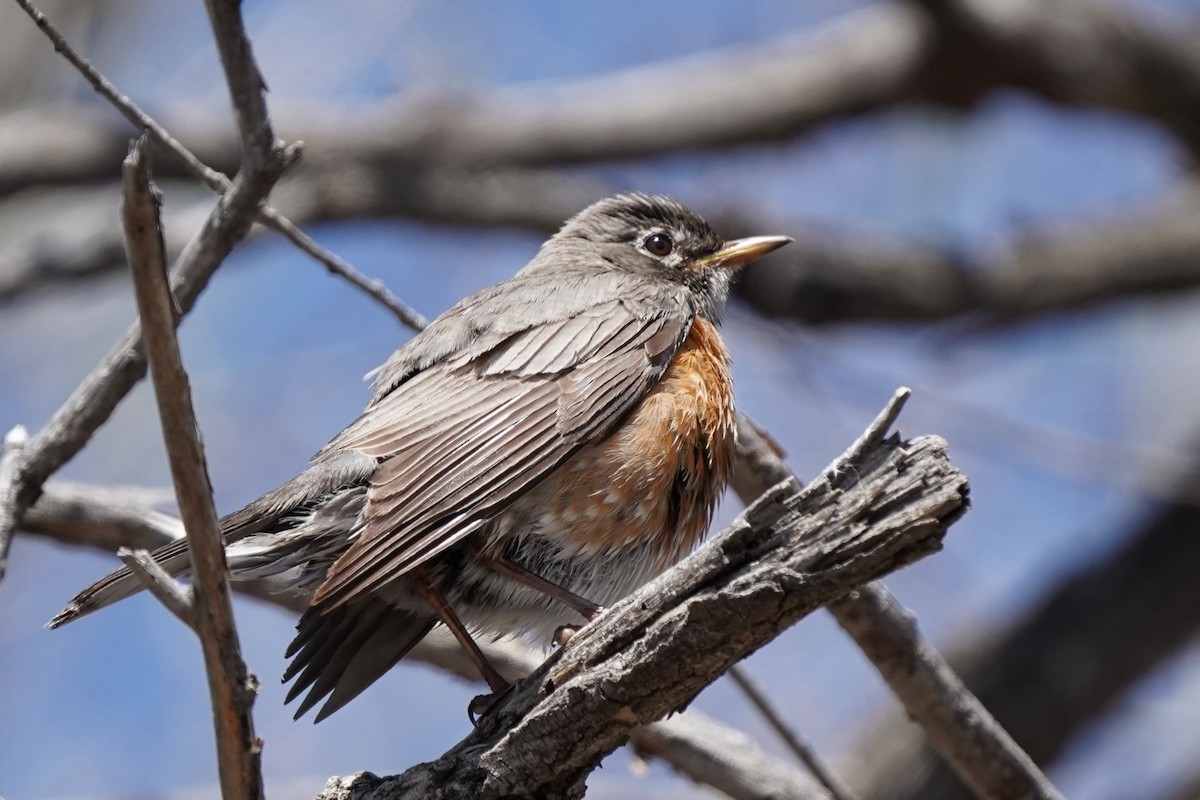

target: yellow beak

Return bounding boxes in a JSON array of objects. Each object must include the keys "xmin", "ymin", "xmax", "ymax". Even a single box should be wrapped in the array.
[{"xmin": 694, "ymin": 235, "xmax": 792, "ymax": 270}]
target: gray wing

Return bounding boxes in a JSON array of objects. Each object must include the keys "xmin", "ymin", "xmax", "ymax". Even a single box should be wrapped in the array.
[
  {"xmin": 310, "ymin": 288, "xmax": 693, "ymax": 609},
  {"xmin": 47, "ymin": 451, "xmax": 374, "ymax": 629}
]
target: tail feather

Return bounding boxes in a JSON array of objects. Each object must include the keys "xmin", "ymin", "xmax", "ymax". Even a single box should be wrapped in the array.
[
  {"xmin": 286, "ymin": 599, "xmax": 436, "ymax": 722},
  {"xmin": 47, "ymin": 537, "xmax": 193, "ymax": 629},
  {"xmin": 46, "ymin": 452, "xmax": 374, "ymax": 629}
]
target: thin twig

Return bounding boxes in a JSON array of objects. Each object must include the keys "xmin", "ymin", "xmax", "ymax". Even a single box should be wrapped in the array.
[
  {"xmin": 633, "ymin": 709, "xmax": 836, "ymax": 800},
  {"xmin": 122, "ymin": 135, "xmax": 264, "ymax": 800},
  {"xmin": 731, "ymin": 392, "xmax": 1064, "ymax": 800},
  {"xmin": 727, "ymin": 665, "xmax": 859, "ymax": 800},
  {"xmin": 11, "ymin": 0, "xmax": 426, "ymax": 331},
  {"xmin": 117, "ymin": 546, "xmax": 196, "ymax": 627}
]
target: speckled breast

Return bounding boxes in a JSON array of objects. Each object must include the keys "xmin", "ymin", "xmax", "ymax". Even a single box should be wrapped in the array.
[{"xmin": 507, "ymin": 316, "xmax": 736, "ymax": 573}]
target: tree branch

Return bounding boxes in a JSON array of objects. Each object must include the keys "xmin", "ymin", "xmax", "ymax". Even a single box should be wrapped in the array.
[
  {"xmin": 117, "ymin": 546, "xmax": 196, "ymax": 627},
  {"xmin": 122, "ymin": 134, "xmax": 264, "ymax": 800},
  {"xmin": 731, "ymin": 409, "xmax": 1063, "ymax": 800},
  {"xmin": 6, "ymin": 0, "xmax": 1199, "ymax": 195}
]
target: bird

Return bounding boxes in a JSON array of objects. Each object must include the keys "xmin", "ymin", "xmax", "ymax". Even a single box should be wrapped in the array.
[{"xmin": 49, "ymin": 193, "xmax": 791, "ymax": 722}]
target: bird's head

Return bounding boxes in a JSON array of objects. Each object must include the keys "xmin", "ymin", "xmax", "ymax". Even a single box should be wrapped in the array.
[{"xmin": 534, "ymin": 193, "xmax": 791, "ymax": 321}]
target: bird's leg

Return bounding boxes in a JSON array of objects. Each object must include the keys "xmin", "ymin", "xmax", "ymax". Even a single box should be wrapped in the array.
[
  {"xmin": 410, "ymin": 572, "xmax": 510, "ymax": 721},
  {"xmin": 476, "ymin": 552, "xmax": 604, "ymax": 621}
]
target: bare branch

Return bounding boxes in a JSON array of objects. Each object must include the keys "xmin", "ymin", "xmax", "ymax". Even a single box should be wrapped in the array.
[
  {"xmin": 911, "ymin": 0, "xmax": 1200, "ymax": 160},
  {"xmin": 832, "ymin": 585, "xmax": 1062, "ymax": 800},
  {"xmin": 20, "ymin": 481, "xmax": 182, "ymax": 553},
  {"xmin": 314, "ymin": 419, "xmax": 968, "ymax": 798},
  {"xmin": 117, "ymin": 546, "xmax": 196, "ymax": 627},
  {"xmin": 0, "ymin": 426, "xmax": 28, "ymax": 581},
  {"xmin": 7, "ymin": 0, "xmax": 1199, "ymax": 187},
  {"xmin": 200, "ymin": 0, "xmax": 277, "ymax": 166},
  {"xmin": 122, "ymin": 134, "xmax": 264, "ymax": 800},
  {"xmin": 731, "ymin": 409, "xmax": 1063, "ymax": 800}
]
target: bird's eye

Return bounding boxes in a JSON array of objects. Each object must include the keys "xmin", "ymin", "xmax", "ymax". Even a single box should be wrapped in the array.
[{"xmin": 643, "ymin": 232, "xmax": 674, "ymax": 258}]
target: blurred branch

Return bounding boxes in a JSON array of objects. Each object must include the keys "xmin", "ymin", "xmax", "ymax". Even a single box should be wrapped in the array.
[
  {"xmin": 316, "ymin": 419, "xmax": 968, "ymax": 799},
  {"xmin": 632, "ymin": 709, "xmax": 836, "ymax": 800},
  {"xmin": 849, "ymin": 457, "xmax": 1200, "ymax": 800},
  {"xmin": 20, "ymin": 480, "xmax": 182, "ymax": 552},
  {"xmin": 11, "ymin": 169, "xmax": 1200, "ymax": 333},
  {"xmin": 910, "ymin": 0, "xmax": 1200, "ymax": 161},
  {"xmin": 7, "ymin": 0, "xmax": 425, "ymax": 330},
  {"xmin": 5, "ymin": 0, "xmax": 1200, "ymax": 200},
  {"xmin": 735, "ymin": 184, "xmax": 1200, "ymax": 326}
]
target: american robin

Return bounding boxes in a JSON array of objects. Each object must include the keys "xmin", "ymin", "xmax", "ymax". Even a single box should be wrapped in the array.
[{"xmin": 50, "ymin": 193, "xmax": 791, "ymax": 722}]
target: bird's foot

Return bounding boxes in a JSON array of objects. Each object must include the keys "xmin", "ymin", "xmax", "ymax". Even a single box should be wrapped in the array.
[
  {"xmin": 468, "ymin": 683, "xmax": 513, "ymax": 725},
  {"xmin": 553, "ymin": 606, "xmax": 607, "ymax": 647}
]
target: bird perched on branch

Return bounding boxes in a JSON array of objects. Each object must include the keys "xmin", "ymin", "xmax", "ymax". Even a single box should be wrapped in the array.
[{"xmin": 50, "ymin": 193, "xmax": 791, "ymax": 722}]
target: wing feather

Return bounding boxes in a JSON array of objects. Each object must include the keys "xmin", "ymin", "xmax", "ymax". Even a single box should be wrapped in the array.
[{"xmin": 310, "ymin": 287, "xmax": 692, "ymax": 609}]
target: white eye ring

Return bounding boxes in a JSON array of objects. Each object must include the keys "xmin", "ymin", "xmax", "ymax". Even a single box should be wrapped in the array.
[{"xmin": 643, "ymin": 232, "xmax": 674, "ymax": 257}]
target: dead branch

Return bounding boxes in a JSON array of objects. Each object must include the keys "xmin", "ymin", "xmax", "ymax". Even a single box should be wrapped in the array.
[
  {"xmin": 732, "ymin": 409, "xmax": 1063, "ymax": 800},
  {"xmin": 121, "ymin": 133, "xmax": 264, "ymax": 799},
  {"xmin": 4, "ymin": 0, "xmax": 1199, "ymax": 199}
]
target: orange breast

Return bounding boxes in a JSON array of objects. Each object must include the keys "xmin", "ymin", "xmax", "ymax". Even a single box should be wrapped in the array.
[{"xmin": 528, "ymin": 317, "xmax": 736, "ymax": 565}]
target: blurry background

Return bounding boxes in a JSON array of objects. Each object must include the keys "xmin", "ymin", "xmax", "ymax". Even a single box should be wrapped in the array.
[{"xmin": 2, "ymin": 0, "xmax": 1199, "ymax": 798}]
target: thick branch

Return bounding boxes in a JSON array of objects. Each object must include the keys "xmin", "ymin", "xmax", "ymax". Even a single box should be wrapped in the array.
[
  {"xmin": 315, "ymin": 422, "xmax": 968, "ymax": 798},
  {"xmin": 731, "ymin": 410, "xmax": 1062, "ymax": 800},
  {"xmin": 20, "ymin": 481, "xmax": 182, "ymax": 553},
  {"xmin": 11, "ymin": 166, "xmax": 1200, "ymax": 333}
]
